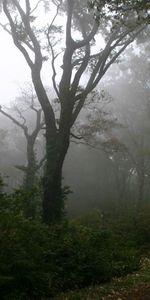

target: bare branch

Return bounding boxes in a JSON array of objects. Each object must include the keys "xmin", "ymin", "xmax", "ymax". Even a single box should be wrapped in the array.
[
  {"xmin": 87, "ymin": 28, "xmax": 144, "ymax": 93},
  {"xmin": 46, "ymin": 1, "xmax": 63, "ymax": 98},
  {"xmin": 103, "ymin": 25, "xmax": 146, "ymax": 74},
  {"xmin": 71, "ymin": 23, "xmax": 145, "ymax": 126},
  {"xmin": 48, "ymin": 0, "xmax": 62, "ymax": 32},
  {"xmin": 47, "ymin": 32, "xmax": 60, "ymax": 98},
  {"xmin": 30, "ymin": 0, "xmax": 43, "ymax": 14},
  {"xmin": 0, "ymin": 105, "xmax": 28, "ymax": 136},
  {"xmin": 13, "ymin": 105, "xmax": 27, "ymax": 126},
  {"xmin": 71, "ymin": 14, "xmax": 90, "ymax": 97},
  {"xmin": 0, "ymin": 22, "xmax": 11, "ymax": 34}
]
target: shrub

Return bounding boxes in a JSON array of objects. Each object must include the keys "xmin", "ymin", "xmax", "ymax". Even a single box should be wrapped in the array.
[
  {"xmin": 48, "ymin": 223, "xmax": 113, "ymax": 292},
  {"xmin": 0, "ymin": 210, "xmax": 141, "ymax": 299},
  {"xmin": 134, "ymin": 208, "xmax": 150, "ymax": 249},
  {"xmin": 0, "ymin": 186, "xmax": 42, "ymax": 220},
  {"xmin": 0, "ymin": 213, "xmax": 51, "ymax": 299}
]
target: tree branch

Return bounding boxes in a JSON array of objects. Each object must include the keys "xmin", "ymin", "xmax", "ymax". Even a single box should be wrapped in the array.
[
  {"xmin": 12, "ymin": 0, "xmax": 43, "ymax": 70},
  {"xmin": 47, "ymin": 34, "xmax": 60, "ymax": 98},
  {"xmin": 0, "ymin": 105, "xmax": 28, "ymax": 136},
  {"xmin": 71, "ymin": 14, "xmax": 90, "ymax": 97},
  {"xmin": 2, "ymin": 0, "xmax": 34, "ymax": 68},
  {"xmin": 31, "ymin": 108, "xmax": 43, "ymax": 140},
  {"xmin": 59, "ymin": 0, "xmax": 76, "ymax": 93},
  {"xmin": 46, "ymin": 1, "xmax": 63, "ymax": 99},
  {"xmin": 72, "ymin": 51, "xmax": 102, "ymax": 68},
  {"xmin": 103, "ymin": 25, "xmax": 146, "ymax": 74},
  {"xmin": 71, "ymin": 94, "xmax": 86, "ymax": 125},
  {"xmin": 26, "ymin": 0, "xmax": 31, "ymax": 16},
  {"xmin": 13, "ymin": 105, "xmax": 27, "ymax": 126},
  {"xmin": 0, "ymin": 21, "xmax": 34, "ymax": 52},
  {"xmin": 30, "ymin": 0, "xmax": 43, "ymax": 14},
  {"xmin": 74, "ymin": 20, "xmax": 99, "ymax": 50}
]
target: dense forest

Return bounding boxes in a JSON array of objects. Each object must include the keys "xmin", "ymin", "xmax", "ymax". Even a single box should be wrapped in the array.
[{"xmin": 0, "ymin": 0, "xmax": 150, "ymax": 299}]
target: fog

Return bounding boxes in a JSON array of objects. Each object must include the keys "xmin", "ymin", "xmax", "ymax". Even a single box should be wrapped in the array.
[
  {"xmin": 1, "ymin": 2, "xmax": 150, "ymax": 297},
  {"xmin": 0, "ymin": 0, "xmax": 149, "ymax": 218},
  {"xmin": 0, "ymin": 37, "xmax": 149, "ymax": 215}
]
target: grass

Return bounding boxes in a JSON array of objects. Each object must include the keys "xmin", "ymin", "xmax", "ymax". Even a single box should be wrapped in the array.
[{"xmin": 50, "ymin": 256, "xmax": 150, "ymax": 300}]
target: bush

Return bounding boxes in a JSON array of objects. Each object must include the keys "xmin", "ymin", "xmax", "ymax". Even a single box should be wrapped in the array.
[
  {"xmin": 0, "ymin": 214, "xmax": 110, "ymax": 298},
  {"xmin": 0, "ymin": 210, "xmax": 141, "ymax": 299},
  {"xmin": 48, "ymin": 223, "xmax": 113, "ymax": 292},
  {"xmin": 110, "ymin": 246, "xmax": 140, "ymax": 276},
  {"xmin": 0, "ymin": 186, "xmax": 42, "ymax": 220},
  {"xmin": 0, "ymin": 213, "xmax": 51, "ymax": 299},
  {"xmin": 101, "ymin": 207, "xmax": 150, "ymax": 251}
]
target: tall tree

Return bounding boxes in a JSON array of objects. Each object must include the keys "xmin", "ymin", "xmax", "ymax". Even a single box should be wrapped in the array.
[{"xmin": 1, "ymin": 0, "xmax": 149, "ymax": 223}]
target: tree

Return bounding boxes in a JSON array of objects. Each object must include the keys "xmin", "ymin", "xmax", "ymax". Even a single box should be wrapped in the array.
[
  {"xmin": 1, "ymin": 0, "xmax": 149, "ymax": 223},
  {"xmin": 0, "ymin": 93, "xmax": 44, "ymax": 190},
  {"xmin": 119, "ymin": 47, "xmax": 150, "ymax": 210},
  {"xmin": 104, "ymin": 40, "xmax": 150, "ymax": 210}
]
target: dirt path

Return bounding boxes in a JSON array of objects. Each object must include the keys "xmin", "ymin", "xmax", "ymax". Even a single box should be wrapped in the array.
[{"xmin": 102, "ymin": 283, "xmax": 150, "ymax": 300}]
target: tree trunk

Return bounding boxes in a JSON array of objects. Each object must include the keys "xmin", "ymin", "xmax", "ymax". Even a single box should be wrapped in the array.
[
  {"xmin": 32, "ymin": 70, "xmax": 73, "ymax": 224},
  {"xmin": 137, "ymin": 171, "xmax": 145, "ymax": 211},
  {"xmin": 24, "ymin": 138, "xmax": 37, "ymax": 190},
  {"xmin": 22, "ymin": 137, "xmax": 38, "ymax": 218},
  {"xmin": 42, "ymin": 98, "xmax": 73, "ymax": 224},
  {"xmin": 42, "ymin": 132, "xmax": 70, "ymax": 224}
]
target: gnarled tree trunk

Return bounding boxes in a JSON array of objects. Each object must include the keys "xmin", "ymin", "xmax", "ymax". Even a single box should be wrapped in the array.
[{"xmin": 42, "ymin": 101, "xmax": 73, "ymax": 223}]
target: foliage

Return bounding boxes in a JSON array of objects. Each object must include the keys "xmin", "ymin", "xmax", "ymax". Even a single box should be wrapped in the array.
[
  {"xmin": 0, "ymin": 185, "xmax": 42, "ymax": 220},
  {"xmin": 0, "ymin": 177, "xmax": 150, "ymax": 299},
  {"xmin": 0, "ymin": 175, "xmax": 149, "ymax": 299},
  {"xmin": 0, "ymin": 174, "xmax": 4, "ymax": 196},
  {"xmin": 0, "ymin": 213, "xmax": 51, "ymax": 299},
  {"xmin": 89, "ymin": 0, "xmax": 150, "ymax": 14},
  {"xmin": 90, "ymin": 208, "xmax": 150, "ymax": 251},
  {"xmin": 54, "ymin": 256, "xmax": 150, "ymax": 300},
  {"xmin": 0, "ymin": 200, "xmax": 144, "ymax": 299}
]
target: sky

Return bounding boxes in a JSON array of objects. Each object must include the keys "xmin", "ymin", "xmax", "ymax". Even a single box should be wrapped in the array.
[
  {"xmin": 0, "ymin": 24, "xmax": 60, "ymax": 106},
  {"xmin": 0, "ymin": 0, "xmax": 57, "ymax": 106},
  {"xmin": 0, "ymin": 27, "xmax": 31, "ymax": 105}
]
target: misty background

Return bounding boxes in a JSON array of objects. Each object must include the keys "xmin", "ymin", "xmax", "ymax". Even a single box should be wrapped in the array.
[{"xmin": 0, "ymin": 28, "xmax": 149, "ymax": 216}]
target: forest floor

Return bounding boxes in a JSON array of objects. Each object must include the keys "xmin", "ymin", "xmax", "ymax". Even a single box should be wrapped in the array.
[{"xmin": 53, "ymin": 256, "xmax": 150, "ymax": 300}]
